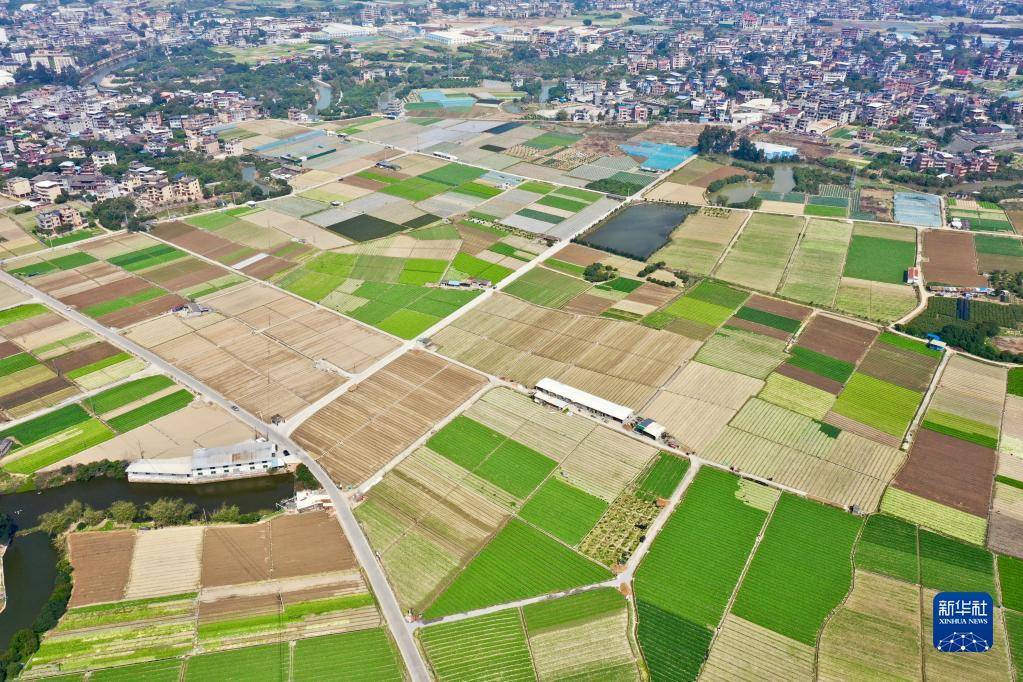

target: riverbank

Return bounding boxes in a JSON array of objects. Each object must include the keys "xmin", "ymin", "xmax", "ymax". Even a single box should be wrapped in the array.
[{"xmin": 0, "ymin": 543, "xmax": 6, "ymax": 616}]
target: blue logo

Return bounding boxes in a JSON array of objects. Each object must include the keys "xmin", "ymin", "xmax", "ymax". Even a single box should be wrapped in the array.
[{"xmin": 933, "ymin": 592, "xmax": 994, "ymax": 652}]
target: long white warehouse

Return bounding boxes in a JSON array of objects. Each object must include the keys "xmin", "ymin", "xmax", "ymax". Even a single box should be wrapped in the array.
[{"xmin": 534, "ymin": 378, "xmax": 634, "ymax": 422}]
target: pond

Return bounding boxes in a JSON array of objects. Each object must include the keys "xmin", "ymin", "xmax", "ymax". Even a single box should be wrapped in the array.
[
  {"xmin": 580, "ymin": 203, "xmax": 696, "ymax": 260},
  {"xmin": 0, "ymin": 474, "xmax": 295, "ymax": 650},
  {"xmin": 714, "ymin": 165, "xmax": 795, "ymax": 204}
]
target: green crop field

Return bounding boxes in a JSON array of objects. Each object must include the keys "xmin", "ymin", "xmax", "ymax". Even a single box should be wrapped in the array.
[
  {"xmin": 855, "ymin": 514, "xmax": 918, "ymax": 583},
  {"xmin": 804, "ymin": 204, "xmax": 847, "ymax": 218},
  {"xmin": 637, "ymin": 469, "xmax": 769, "ymax": 626},
  {"xmin": 778, "ymin": 218, "xmax": 851, "ymax": 305},
  {"xmin": 595, "ymin": 276, "xmax": 643, "ymax": 293},
  {"xmin": 880, "ymin": 488, "xmax": 987, "ymax": 545},
  {"xmin": 0, "ymin": 304, "xmax": 48, "ymax": 326},
  {"xmin": 552, "ymin": 187, "xmax": 601, "ymax": 203},
  {"xmin": 65, "ymin": 353, "xmax": 133, "ymax": 381},
  {"xmin": 843, "ymin": 235, "xmax": 916, "ymax": 284},
  {"xmin": 0, "ymin": 352, "xmax": 39, "ymax": 376},
  {"xmin": 0, "ymin": 404, "xmax": 91, "ymax": 447},
  {"xmin": 731, "ymin": 494, "xmax": 862, "ymax": 645},
  {"xmin": 921, "ymin": 411, "xmax": 999, "ymax": 449},
  {"xmin": 428, "ymin": 415, "xmax": 507, "ymax": 469},
  {"xmin": 279, "ymin": 270, "xmax": 347, "ymax": 301},
  {"xmin": 832, "ymin": 372, "xmax": 922, "ymax": 437},
  {"xmin": 537, "ymin": 195, "xmax": 587, "ymax": 213},
  {"xmin": 503, "ymin": 267, "xmax": 590, "ymax": 308},
  {"xmin": 425, "ymin": 519, "xmax": 611, "ymax": 618},
  {"xmin": 376, "ymin": 309, "xmax": 440, "ymax": 338},
  {"xmin": 473, "ymin": 440, "xmax": 556, "ymax": 498},
  {"xmin": 82, "ymin": 287, "xmax": 167, "ymax": 319},
  {"xmin": 664, "ymin": 296, "xmax": 735, "ymax": 327},
  {"xmin": 695, "ymin": 326, "xmax": 788, "ymax": 379},
  {"xmin": 292, "ymin": 629, "xmax": 403, "ymax": 681},
  {"xmin": 636, "ymin": 600, "xmax": 714, "ymax": 682},
  {"xmin": 877, "ymin": 331, "xmax": 942, "ymax": 358},
  {"xmin": 107, "ymin": 390, "xmax": 194, "ymax": 433},
  {"xmin": 636, "ymin": 453, "xmax": 689, "ymax": 500},
  {"xmin": 635, "ymin": 469, "xmax": 770, "ymax": 679},
  {"xmin": 918, "ymin": 530, "xmax": 995, "ymax": 595},
  {"xmin": 1007, "ymin": 611, "xmax": 1023, "ymax": 677},
  {"xmin": 4, "ymin": 419, "xmax": 116, "ymax": 474},
  {"xmin": 999, "ymin": 556, "xmax": 1023, "ymax": 612},
  {"xmin": 734, "ymin": 306, "xmax": 802, "ymax": 333},
  {"xmin": 688, "ymin": 280, "xmax": 749, "ymax": 308},
  {"xmin": 420, "ymin": 610, "xmax": 535, "ymax": 681},
  {"xmin": 519, "ymin": 478, "xmax": 608, "ymax": 546},
  {"xmin": 421, "ymin": 163, "xmax": 487, "ymax": 187},
  {"xmin": 184, "ymin": 643, "xmax": 288, "ymax": 682},
  {"xmin": 108, "ymin": 245, "xmax": 186, "ymax": 272},
  {"xmin": 516, "ymin": 208, "xmax": 564, "ymax": 224},
  {"xmin": 450, "ymin": 252, "xmax": 514, "ymax": 283},
  {"xmin": 525, "ymin": 132, "xmax": 581, "ymax": 149},
  {"xmin": 380, "ymin": 177, "xmax": 449, "ymax": 201},
  {"xmin": 518, "ymin": 181, "xmax": 554, "ymax": 194},
  {"xmin": 522, "ymin": 587, "xmax": 625, "ymax": 634},
  {"xmin": 758, "ymin": 373, "xmax": 835, "ymax": 420},
  {"xmin": 90, "ymin": 659, "xmax": 182, "ymax": 682},
  {"xmin": 398, "ymin": 258, "xmax": 447, "ymax": 286},
  {"xmin": 85, "ymin": 376, "xmax": 176, "ymax": 414},
  {"xmin": 185, "ymin": 212, "xmax": 239, "ymax": 230},
  {"xmin": 454, "ymin": 181, "xmax": 502, "ymax": 199},
  {"xmin": 787, "ymin": 346, "xmax": 855, "ymax": 383}
]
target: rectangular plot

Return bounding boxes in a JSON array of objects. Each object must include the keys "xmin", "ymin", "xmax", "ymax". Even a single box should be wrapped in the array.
[
  {"xmin": 715, "ymin": 213, "xmax": 803, "ymax": 292},
  {"xmin": 779, "ymin": 218, "xmax": 852, "ymax": 306},
  {"xmin": 125, "ymin": 526, "xmax": 203, "ymax": 599},
  {"xmin": 420, "ymin": 610, "xmax": 535, "ymax": 682},
  {"xmin": 67, "ymin": 531, "xmax": 136, "ymax": 607}
]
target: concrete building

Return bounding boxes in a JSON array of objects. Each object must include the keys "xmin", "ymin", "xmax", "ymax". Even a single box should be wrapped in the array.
[{"xmin": 126, "ymin": 440, "xmax": 285, "ymax": 484}]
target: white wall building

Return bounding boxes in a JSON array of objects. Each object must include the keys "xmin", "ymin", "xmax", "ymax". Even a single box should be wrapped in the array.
[{"xmin": 126, "ymin": 440, "xmax": 285, "ymax": 484}]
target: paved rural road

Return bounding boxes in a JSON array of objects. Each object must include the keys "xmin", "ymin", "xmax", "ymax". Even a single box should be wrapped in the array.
[{"xmin": 0, "ymin": 270, "xmax": 433, "ymax": 682}]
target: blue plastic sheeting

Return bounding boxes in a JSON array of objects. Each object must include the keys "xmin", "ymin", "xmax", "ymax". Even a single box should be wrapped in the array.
[
  {"xmin": 618, "ymin": 141, "xmax": 697, "ymax": 171},
  {"xmin": 894, "ymin": 192, "xmax": 942, "ymax": 228},
  {"xmin": 419, "ymin": 89, "xmax": 476, "ymax": 108}
]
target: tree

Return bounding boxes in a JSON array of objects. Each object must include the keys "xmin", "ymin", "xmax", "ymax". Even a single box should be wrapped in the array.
[
  {"xmin": 583, "ymin": 262, "xmax": 618, "ymax": 282},
  {"xmin": 108, "ymin": 500, "xmax": 137, "ymax": 525},
  {"xmin": 210, "ymin": 504, "xmax": 241, "ymax": 523},
  {"xmin": 37, "ymin": 501, "xmax": 83, "ymax": 536},
  {"xmin": 555, "ymin": 109, "xmax": 569, "ymax": 121},
  {"xmin": 144, "ymin": 498, "xmax": 196, "ymax": 527},
  {"xmin": 697, "ymin": 126, "xmax": 736, "ymax": 154},
  {"xmin": 733, "ymin": 137, "xmax": 765, "ymax": 162},
  {"xmin": 80, "ymin": 506, "xmax": 105, "ymax": 528},
  {"xmin": 90, "ymin": 197, "xmax": 140, "ymax": 230}
]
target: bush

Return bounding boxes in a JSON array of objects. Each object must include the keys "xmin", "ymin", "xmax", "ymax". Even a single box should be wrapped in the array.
[
  {"xmin": 108, "ymin": 500, "xmax": 137, "ymax": 525},
  {"xmin": 295, "ymin": 463, "xmax": 319, "ymax": 489}
]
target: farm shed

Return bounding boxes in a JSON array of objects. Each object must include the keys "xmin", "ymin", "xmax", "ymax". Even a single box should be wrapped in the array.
[
  {"xmin": 126, "ymin": 440, "xmax": 284, "ymax": 483},
  {"xmin": 535, "ymin": 378, "xmax": 634, "ymax": 422}
]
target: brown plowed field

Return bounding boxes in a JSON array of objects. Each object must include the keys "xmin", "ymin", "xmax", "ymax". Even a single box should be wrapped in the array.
[
  {"xmin": 144, "ymin": 259, "xmax": 224, "ymax": 292},
  {"xmin": 456, "ymin": 224, "xmax": 500, "ymax": 255},
  {"xmin": 921, "ymin": 230, "xmax": 987, "ymax": 287},
  {"xmin": 150, "ymin": 221, "xmax": 192, "ymax": 240},
  {"xmin": 563, "ymin": 293, "xmax": 611, "ymax": 316},
  {"xmin": 744, "ymin": 294, "xmax": 811, "ymax": 320},
  {"xmin": 0, "ymin": 341, "xmax": 20, "ymax": 359},
  {"xmin": 343, "ymin": 175, "xmax": 386, "ymax": 191},
  {"xmin": 891, "ymin": 428, "xmax": 996, "ymax": 517},
  {"xmin": 726, "ymin": 316, "xmax": 792, "ymax": 341},
  {"xmin": 665, "ymin": 316, "xmax": 716, "ymax": 341},
  {"xmin": 776, "ymin": 362, "xmax": 844, "ymax": 395},
  {"xmin": 556, "ymin": 244, "xmax": 608, "ymax": 267},
  {"xmin": 0, "ymin": 312, "xmax": 62, "ymax": 337},
  {"xmin": 293, "ymin": 351, "xmax": 486, "ymax": 486},
  {"xmin": 67, "ymin": 531, "xmax": 136, "ymax": 607},
  {"xmin": 796, "ymin": 315, "xmax": 878, "ymax": 364},
  {"xmin": 626, "ymin": 283, "xmax": 679, "ymax": 308},
  {"xmin": 50, "ymin": 342, "xmax": 121, "ymax": 373},
  {"xmin": 241, "ymin": 256, "xmax": 294, "ymax": 281},
  {"xmin": 98, "ymin": 294, "xmax": 187, "ymax": 328},
  {"xmin": 0, "ymin": 375, "xmax": 73, "ymax": 410},
  {"xmin": 199, "ymin": 593, "xmax": 280, "ymax": 623},
  {"xmin": 857, "ymin": 344, "xmax": 938, "ymax": 393},
  {"xmin": 154, "ymin": 223, "xmax": 237, "ymax": 260},
  {"xmin": 201, "ymin": 524, "xmax": 271, "ymax": 588},
  {"xmin": 270, "ymin": 511, "xmax": 357, "ymax": 578},
  {"xmin": 62, "ymin": 277, "xmax": 150, "ymax": 309},
  {"xmin": 691, "ymin": 165, "xmax": 753, "ymax": 188}
]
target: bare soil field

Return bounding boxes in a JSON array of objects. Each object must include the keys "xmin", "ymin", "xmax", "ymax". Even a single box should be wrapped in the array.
[
  {"xmin": 890, "ymin": 428, "xmax": 996, "ymax": 517},
  {"xmin": 726, "ymin": 316, "xmax": 792, "ymax": 342},
  {"xmin": 857, "ymin": 342, "xmax": 939, "ymax": 392},
  {"xmin": 921, "ymin": 230, "xmax": 987, "ymax": 287},
  {"xmin": 563, "ymin": 293, "xmax": 611, "ymax": 316},
  {"xmin": 691, "ymin": 165, "xmax": 754, "ymax": 188},
  {"xmin": 67, "ymin": 531, "xmax": 136, "ymax": 607},
  {"xmin": 124, "ymin": 526, "xmax": 204, "ymax": 599},
  {"xmin": 201, "ymin": 525, "xmax": 271, "ymax": 588},
  {"xmin": 98, "ymin": 294, "xmax": 186, "ymax": 328},
  {"xmin": 293, "ymin": 351, "xmax": 486, "ymax": 486},
  {"xmin": 270, "ymin": 511, "xmax": 357, "ymax": 578},
  {"xmin": 796, "ymin": 314, "xmax": 878, "ymax": 364},
  {"xmin": 556, "ymin": 244, "xmax": 609, "ymax": 267},
  {"xmin": 744, "ymin": 294, "xmax": 811, "ymax": 320},
  {"xmin": 49, "ymin": 342, "xmax": 121, "ymax": 373},
  {"xmin": 626, "ymin": 283, "xmax": 679, "ymax": 308},
  {"xmin": 988, "ymin": 479, "xmax": 1023, "ymax": 558}
]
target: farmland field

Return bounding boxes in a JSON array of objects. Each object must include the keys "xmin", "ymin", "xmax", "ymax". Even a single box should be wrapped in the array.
[
  {"xmin": 842, "ymin": 222, "xmax": 917, "ymax": 284},
  {"xmin": 817, "ymin": 570, "xmax": 921, "ymax": 681},
  {"xmin": 650, "ymin": 207, "xmax": 748, "ymax": 275},
  {"xmin": 854, "ymin": 514, "xmax": 918, "ymax": 583},
  {"xmin": 636, "ymin": 452, "xmax": 688, "ymax": 500},
  {"xmin": 634, "ymin": 468, "xmax": 773, "ymax": 680},
  {"xmin": 518, "ymin": 478, "xmax": 609, "ymax": 546},
  {"xmin": 714, "ymin": 213, "xmax": 804, "ymax": 292},
  {"xmin": 424, "ymin": 519, "xmax": 611, "ymax": 618},
  {"xmin": 731, "ymin": 494, "xmax": 862, "ymax": 645},
  {"xmin": 881, "ymin": 487, "xmax": 988, "ymax": 545},
  {"xmin": 184, "ymin": 643, "xmax": 289, "ymax": 681},
  {"xmin": 420, "ymin": 610, "xmax": 535, "ymax": 682},
  {"xmin": 503, "ymin": 267, "xmax": 591, "ymax": 308},
  {"xmin": 918, "ymin": 529, "xmax": 996, "ymax": 594},
  {"xmin": 778, "ymin": 218, "xmax": 852, "ymax": 306},
  {"xmin": 292, "ymin": 629, "xmax": 402, "ymax": 681},
  {"xmin": 831, "ymin": 372, "xmax": 923, "ymax": 438}
]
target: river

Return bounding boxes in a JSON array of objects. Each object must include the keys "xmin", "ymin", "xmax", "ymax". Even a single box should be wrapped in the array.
[
  {"xmin": 0, "ymin": 474, "xmax": 295, "ymax": 650},
  {"xmin": 84, "ymin": 55, "xmax": 138, "ymax": 91},
  {"xmin": 312, "ymin": 80, "xmax": 333, "ymax": 114}
]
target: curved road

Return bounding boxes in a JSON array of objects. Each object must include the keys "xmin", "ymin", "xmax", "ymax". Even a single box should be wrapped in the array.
[{"xmin": 0, "ymin": 270, "xmax": 432, "ymax": 682}]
